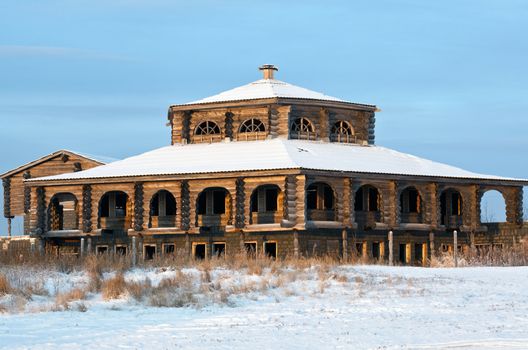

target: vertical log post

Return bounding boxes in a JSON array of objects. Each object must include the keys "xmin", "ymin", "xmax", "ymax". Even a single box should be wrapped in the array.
[
  {"xmin": 87, "ymin": 237, "xmax": 92, "ymax": 255},
  {"xmin": 341, "ymin": 228, "xmax": 348, "ymax": 262},
  {"xmin": 132, "ymin": 236, "xmax": 137, "ymax": 266},
  {"xmin": 80, "ymin": 237, "xmax": 85, "ymax": 258},
  {"xmin": 429, "ymin": 231, "xmax": 435, "ymax": 266},
  {"xmin": 293, "ymin": 230, "xmax": 299, "ymax": 259},
  {"xmin": 388, "ymin": 230, "xmax": 394, "ymax": 266},
  {"xmin": 7, "ymin": 217, "xmax": 12, "ymax": 238},
  {"xmin": 453, "ymin": 230, "xmax": 458, "ymax": 268}
]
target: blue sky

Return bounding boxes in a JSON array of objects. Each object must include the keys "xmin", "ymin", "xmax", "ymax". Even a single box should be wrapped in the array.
[{"xmin": 1, "ymin": 0, "xmax": 527, "ymax": 234}]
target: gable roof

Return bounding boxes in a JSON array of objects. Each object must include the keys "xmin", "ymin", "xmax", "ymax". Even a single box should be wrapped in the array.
[
  {"xmin": 172, "ymin": 78, "xmax": 376, "ymax": 109},
  {"xmin": 27, "ymin": 140, "xmax": 527, "ymax": 183},
  {"xmin": 0, "ymin": 150, "xmax": 114, "ymax": 179}
]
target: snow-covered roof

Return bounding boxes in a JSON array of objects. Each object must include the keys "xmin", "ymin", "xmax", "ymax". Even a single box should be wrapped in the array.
[{"xmin": 28, "ymin": 139, "xmax": 525, "ymax": 183}]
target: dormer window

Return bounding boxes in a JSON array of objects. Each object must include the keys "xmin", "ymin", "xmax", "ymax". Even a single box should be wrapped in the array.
[
  {"xmin": 330, "ymin": 120, "xmax": 355, "ymax": 143},
  {"xmin": 194, "ymin": 121, "xmax": 222, "ymax": 143},
  {"xmin": 290, "ymin": 117, "xmax": 316, "ymax": 140},
  {"xmin": 238, "ymin": 118, "xmax": 267, "ymax": 141}
]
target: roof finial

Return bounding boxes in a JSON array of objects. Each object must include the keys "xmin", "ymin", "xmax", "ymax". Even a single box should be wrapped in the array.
[{"xmin": 259, "ymin": 64, "xmax": 278, "ymax": 80}]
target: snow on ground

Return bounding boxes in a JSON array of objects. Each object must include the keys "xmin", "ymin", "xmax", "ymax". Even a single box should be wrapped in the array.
[{"xmin": 1, "ymin": 265, "xmax": 528, "ymax": 349}]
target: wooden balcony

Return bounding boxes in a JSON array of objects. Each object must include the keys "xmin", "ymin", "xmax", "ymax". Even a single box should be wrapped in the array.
[
  {"xmin": 197, "ymin": 214, "xmax": 228, "ymax": 228},
  {"xmin": 355, "ymin": 211, "xmax": 381, "ymax": 230},
  {"xmin": 307, "ymin": 209, "xmax": 336, "ymax": 222},
  {"xmin": 150, "ymin": 215, "xmax": 177, "ymax": 228},
  {"xmin": 251, "ymin": 211, "xmax": 282, "ymax": 225},
  {"xmin": 237, "ymin": 131, "xmax": 267, "ymax": 141},
  {"xmin": 400, "ymin": 212, "xmax": 423, "ymax": 224},
  {"xmin": 100, "ymin": 217, "xmax": 131, "ymax": 231},
  {"xmin": 442, "ymin": 215, "xmax": 463, "ymax": 228}
]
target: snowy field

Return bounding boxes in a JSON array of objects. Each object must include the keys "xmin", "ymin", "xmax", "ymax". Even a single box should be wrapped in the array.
[{"xmin": 1, "ymin": 265, "xmax": 528, "ymax": 349}]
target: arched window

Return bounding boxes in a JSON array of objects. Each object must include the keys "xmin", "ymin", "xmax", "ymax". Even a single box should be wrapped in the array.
[
  {"xmin": 400, "ymin": 187, "xmax": 423, "ymax": 224},
  {"xmin": 290, "ymin": 117, "xmax": 315, "ymax": 140},
  {"xmin": 195, "ymin": 121, "xmax": 221, "ymax": 135},
  {"xmin": 306, "ymin": 182, "xmax": 335, "ymax": 221},
  {"xmin": 149, "ymin": 190, "xmax": 177, "ymax": 228},
  {"xmin": 239, "ymin": 118, "xmax": 266, "ymax": 133},
  {"xmin": 48, "ymin": 193, "xmax": 78, "ymax": 231},
  {"xmin": 440, "ymin": 189, "xmax": 463, "ymax": 227},
  {"xmin": 330, "ymin": 120, "xmax": 354, "ymax": 143}
]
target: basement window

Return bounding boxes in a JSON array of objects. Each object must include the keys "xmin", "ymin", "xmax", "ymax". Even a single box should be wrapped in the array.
[
  {"xmin": 163, "ymin": 243, "xmax": 175, "ymax": 255},
  {"xmin": 96, "ymin": 246, "xmax": 108, "ymax": 255},
  {"xmin": 115, "ymin": 246, "xmax": 127, "ymax": 256},
  {"xmin": 212, "ymin": 242, "xmax": 226, "ymax": 258},
  {"xmin": 245, "ymin": 242, "xmax": 257, "ymax": 257},
  {"xmin": 193, "ymin": 243, "xmax": 206, "ymax": 260},
  {"xmin": 264, "ymin": 241, "xmax": 277, "ymax": 259},
  {"xmin": 144, "ymin": 245, "xmax": 156, "ymax": 260}
]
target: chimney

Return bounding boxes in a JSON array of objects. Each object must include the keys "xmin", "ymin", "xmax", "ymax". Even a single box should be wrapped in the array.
[{"xmin": 259, "ymin": 64, "xmax": 278, "ymax": 80}]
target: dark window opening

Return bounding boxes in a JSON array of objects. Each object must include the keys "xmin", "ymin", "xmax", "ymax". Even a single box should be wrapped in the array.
[
  {"xmin": 415, "ymin": 243, "xmax": 424, "ymax": 264},
  {"xmin": 307, "ymin": 188, "xmax": 317, "ymax": 210},
  {"xmin": 264, "ymin": 242, "xmax": 277, "ymax": 259},
  {"xmin": 368, "ymin": 188, "xmax": 378, "ymax": 211},
  {"xmin": 355, "ymin": 243, "xmax": 363, "ymax": 256},
  {"xmin": 323, "ymin": 185, "xmax": 334, "ymax": 210},
  {"xmin": 116, "ymin": 246, "xmax": 127, "ymax": 255},
  {"xmin": 115, "ymin": 194, "xmax": 127, "ymax": 218},
  {"xmin": 354, "ymin": 189, "xmax": 363, "ymax": 211},
  {"xmin": 194, "ymin": 244, "xmax": 206, "ymax": 260},
  {"xmin": 213, "ymin": 243, "xmax": 226, "ymax": 257},
  {"xmin": 245, "ymin": 242, "xmax": 257, "ymax": 257},
  {"xmin": 197, "ymin": 192, "xmax": 207, "ymax": 215},
  {"xmin": 355, "ymin": 186, "xmax": 380, "ymax": 212},
  {"xmin": 372, "ymin": 242, "xmax": 380, "ymax": 259},
  {"xmin": 265, "ymin": 189, "xmax": 278, "ymax": 211},
  {"xmin": 212, "ymin": 191, "xmax": 226, "ymax": 214},
  {"xmin": 100, "ymin": 195, "xmax": 110, "ymax": 217},
  {"xmin": 164, "ymin": 244, "xmax": 175, "ymax": 255},
  {"xmin": 145, "ymin": 245, "xmax": 156, "ymax": 260},
  {"xmin": 399, "ymin": 244, "xmax": 407, "ymax": 264},
  {"xmin": 96, "ymin": 246, "xmax": 108, "ymax": 255}
]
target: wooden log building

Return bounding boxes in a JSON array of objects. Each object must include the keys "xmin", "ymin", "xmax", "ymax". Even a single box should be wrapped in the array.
[{"xmin": 2, "ymin": 65, "xmax": 527, "ymax": 264}]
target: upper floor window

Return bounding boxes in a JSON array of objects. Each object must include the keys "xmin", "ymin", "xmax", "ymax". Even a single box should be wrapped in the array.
[
  {"xmin": 240, "ymin": 118, "xmax": 266, "ymax": 133},
  {"xmin": 331, "ymin": 120, "xmax": 355, "ymax": 143},
  {"xmin": 290, "ymin": 117, "xmax": 315, "ymax": 140},
  {"xmin": 195, "ymin": 121, "xmax": 221, "ymax": 135},
  {"xmin": 238, "ymin": 118, "xmax": 267, "ymax": 141}
]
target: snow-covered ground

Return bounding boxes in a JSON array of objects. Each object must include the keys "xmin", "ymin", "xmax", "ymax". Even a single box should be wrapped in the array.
[{"xmin": 1, "ymin": 265, "xmax": 527, "ymax": 349}]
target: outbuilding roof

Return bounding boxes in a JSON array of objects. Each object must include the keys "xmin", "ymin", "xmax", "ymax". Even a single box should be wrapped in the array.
[{"xmin": 28, "ymin": 139, "xmax": 526, "ymax": 183}]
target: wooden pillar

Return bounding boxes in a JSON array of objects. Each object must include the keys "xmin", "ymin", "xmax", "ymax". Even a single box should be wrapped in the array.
[
  {"xmin": 7, "ymin": 217, "xmax": 12, "ymax": 238},
  {"xmin": 453, "ymin": 230, "xmax": 458, "ymax": 267},
  {"xmin": 80, "ymin": 237, "xmax": 85, "ymax": 257},
  {"xmin": 341, "ymin": 228, "xmax": 348, "ymax": 261},
  {"xmin": 235, "ymin": 178, "xmax": 245, "ymax": 229},
  {"xmin": 388, "ymin": 230, "xmax": 394, "ymax": 266},
  {"xmin": 293, "ymin": 230, "xmax": 299, "ymax": 259},
  {"xmin": 87, "ymin": 237, "xmax": 92, "ymax": 254},
  {"xmin": 131, "ymin": 236, "xmax": 137, "ymax": 266},
  {"xmin": 429, "ymin": 231, "xmax": 435, "ymax": 264}
]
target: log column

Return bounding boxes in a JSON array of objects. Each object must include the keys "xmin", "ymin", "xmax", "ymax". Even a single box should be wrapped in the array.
[
  {"xmin": 180, "ymin": 181, "xmax": 191, "ymax": 231},
  {"xmin": 133, "ymin": 182, "xmax": 144, "ymax": 232},
  {"xmin": 235, "ymin": 178, "xmax": 245, "ymax": 229},
  {"xmin": 82, "ymin": 185, "xmax": 93, "ymax": 233},
  {"xmin": 294, "ymin": 175, "xmax": 306, "ymax": 227},
  {"xmin": 283, "ymin": 175, "xmax": 297, "ymax": 227}
]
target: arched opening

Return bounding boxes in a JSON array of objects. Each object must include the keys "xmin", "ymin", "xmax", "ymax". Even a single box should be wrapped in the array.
[
  {"xmin": 149, "ymin": 190, "xmax": 177, "ymax": 228},
  {"xmin": 440, "ymin": 189, "xmax": 463, "ymax": 228},
  {"xmin": 480, "ymin": 190, "xmax": 506, "ymax": 223},
  {"xmin": 400, "ymin": 187, "xmax": 423, "ymax": 223},
  {"xmin": 47, "ymin": 193, "xmax": 78, "ymax": 231},
  {"xmin": 354, "ymin": 185, "xmax": 381, "ymax": 229},
  {"xmin": 196, "ymin": 187, "xmax": 231, "ymax": 228},
  {"xmin": 98, "ymin": 191, "xmax": 131, "ymax": 231},
  {"xmin": 250, "ymin": 185, "xmax": 283, "ymax": 224},
  {"xmin": 238, "ymin": 118, "xmax": 266, "ymax": 141},
  {"xmin": 330, "ymin": 120, "xmax": 355, "ymax": 143},
  {"xmin": 306, "ymin": 182, "xmax": 336, "ymax": 221},
  {"xmin": 193, "ymin": 120, "xmax": 222, "ymax": 143},
  {"xmin": 290, "ymin": 117, "xmax": 316, "ymax": 140}
]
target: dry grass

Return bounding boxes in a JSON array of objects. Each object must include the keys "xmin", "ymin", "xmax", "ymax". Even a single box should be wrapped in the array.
[
  {"xmin": 0, "ymin": 273, "xmax": 11, "ymax": 295},
  {"xmin": 101, "ymin": 273, "xmax": 126, "ymax": 300}
]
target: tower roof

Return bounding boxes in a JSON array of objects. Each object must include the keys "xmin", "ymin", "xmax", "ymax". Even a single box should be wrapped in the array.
[{"xmin": 172, "ymin": 65, "xmax": 376, "ymax": 109}]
